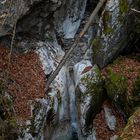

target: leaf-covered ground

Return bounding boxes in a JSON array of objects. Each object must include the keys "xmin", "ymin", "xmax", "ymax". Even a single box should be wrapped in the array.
[
  {"xmin": 0, "ymin": 45, "xmax": 45, "ymax": 122},
  {"xmin": 93, "ymin": 100, "xmax": 125, "ymax": 140}
]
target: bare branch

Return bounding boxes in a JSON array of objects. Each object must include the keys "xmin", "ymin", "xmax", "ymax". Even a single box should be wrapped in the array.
[{"xmin": 131, "ymin": 8, "xmax": 140, "ymax": 14}]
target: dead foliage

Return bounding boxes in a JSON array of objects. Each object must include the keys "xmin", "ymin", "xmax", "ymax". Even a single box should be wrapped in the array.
[{"xmin": 0, "ymin": 45, "xmax": 45, "ymax": 122}]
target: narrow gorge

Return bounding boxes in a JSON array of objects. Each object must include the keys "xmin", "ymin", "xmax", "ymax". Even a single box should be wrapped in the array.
[{"xmin": 0, "ymin": 0, "xmax": 140, "ymax": 140}]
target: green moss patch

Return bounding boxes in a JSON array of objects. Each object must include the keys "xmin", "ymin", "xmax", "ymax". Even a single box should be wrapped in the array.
[
  {"xmin": 118, "ymin": 0, "xmax": 129, "ymax": 22},
  {"xmin": 102, "ymin": 11, "xmax": 112, "ymax": 34},
  {"xmin": 119, "ymin": 0, "xmax": 128, "ymax": 15},
  {"xmin": 105, "ymin": 69, "xmax": 130, "ymax": 115},
  {"xmin": 0, "ymin": 79, "xmax": 18, "ymax": 140},
  {"xmin": 81, "ymin": 65, "xmax": 105, "ymax": 127},
  {"xmin": 103, "ymin": 56, "xmax": 140, "ymax": 117}
]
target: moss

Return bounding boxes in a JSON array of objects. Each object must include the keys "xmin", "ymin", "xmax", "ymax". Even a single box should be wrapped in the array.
[
  {"xmin": 102, "ymin": 11, "xmax": 112, "ymax": 34},
  {"xmin": 119, "ymin": 0, "xmax": 128, "ymax": 15},
  {"xmin": 91, "ymin": 38, "xmax": 101, "ymax": 48},
  {"xmin": 119, "ymin": 108, "xmax": 140, "ymax": 139},
  {"xmin": 105, "ymin": 69, "xmax": 131, "ymax": 116},
  {"xmin": 132, "ymin": 72, "xmax": 140, "ymax": 96},
  {"xmin": 81, "ymin": 65, "xmax": 105, "ymax": 127},
  {"xmin": 91, "ymin": 38, "xmax": 102, "ymax": 58},
  {"xmin": 57, "ymin": 91, "xmax": 62, "ymax": 105},
  {"xmin": 0, "ymin": 79, "xmax": 18, "ymax": 140},
  {"xmin": 118, "ymin": 0, "xmax": 129, "ymax": 22},
  {"xmin": 103, "ymin": 27, "xmax": 113, "ymax": 34},
  {"xmin": 105, "ymin": 68, "xmax": 128, "ymax": 100},
  {"xmin": 113, "ymin": 56, "xmax": 125, "ymax": 65},
  {"xmin": 129, "ymin": 72, "xmax": 140, "ymax": 107},
  {"xmin": 134, "ymin": 23, "xmax": 140, "ymax": 34},
  {"xmin": 81, "ymin": 65, "xmax": 104, "ymax": 91}
]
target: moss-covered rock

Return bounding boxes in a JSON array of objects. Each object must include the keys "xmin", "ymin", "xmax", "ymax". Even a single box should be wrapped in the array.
[
  {"xmin": 81, "ymin": 65, "xmax": 105, "ymax": 128},
  {"xmin": 119, "ymin": 0, "xmax": 128, "ymax": 15},
  {"xmin": 105, "ymin": 69, "xmax": 130, "ymax": 116},
  {"xmin": 29, "ymin": 99, "xmax": 53, "ymax": 138},
  {"xmin": 129, "ymin": 72, "xmax": 140, "ymax": 108},
  {"xmin": 74, "ymin": 62, "xmax": 105, "ymax": 134},
  {"xmin": 91, "ymin": 0, "xmax": 135, "ymax": 68},
  {"xmin": 0, "ymin": 79, "xmax": 18, "ymax": 140},
  {"xmin": 102, "ymin": 11, "xmax": 112, "ymax": 35},
  {"xmin": 104, "ymin": 57, "xmax": 140, "ymax": 117},
  {"xmin": 119, "ymin": 107, "xmax": 140, "ymax": 140}
]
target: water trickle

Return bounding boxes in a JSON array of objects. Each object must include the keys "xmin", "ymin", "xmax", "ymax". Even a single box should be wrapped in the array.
[{"xmin": 67, "ymin": 69, "xmax": 78, "ymax": 140}]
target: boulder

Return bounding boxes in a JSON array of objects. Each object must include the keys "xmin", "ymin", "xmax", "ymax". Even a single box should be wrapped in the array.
[
  {"xmin": 103, "ymin": 56, "xmax": 140, "ymax": 117},
  {"xmin": 73, "ymin": 60, "xmax": 104, "ymax": 136},
  {"xmin": 91, "ymin": 0, "xmax": 135, "ymax": 68}
]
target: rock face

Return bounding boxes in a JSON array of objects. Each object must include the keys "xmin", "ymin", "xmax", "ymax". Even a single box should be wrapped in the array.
[
  {"xmin": 91, "ymin": 0, "xmax": 134, "ymax": 68},
  {"xmin": 0, "ymin": 0, "xmax": 64, "ymax": 37},
  {"xmin": 0, "ymin": 0, "xmax": 39, "ymax": 36},
  {"xmin": 104, "ymin": 106, "xmax": 116, "ymax": 131},
  {"xmin": 18, "ymin": 39, "xmax": 71, "ymax": 140},
  {"xmin": 73, "ymin": 60, "xmax": 104, "ymax": 138},
  {"xmin": 53, "ymin": 0, "xmax": 87, "ymax": 38},
  {"xmin": 0, "ymin": 0, "xmax": 87, "ymax": 40}
]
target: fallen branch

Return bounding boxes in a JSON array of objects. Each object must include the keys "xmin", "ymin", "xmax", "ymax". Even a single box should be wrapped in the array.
[
  {"xmin": 131, "ymin": 8, "xmax": 140, "ymax": 14},
  {"xmin": 45, "ymin": 0, "xmax": 106, "ymax": 91}
]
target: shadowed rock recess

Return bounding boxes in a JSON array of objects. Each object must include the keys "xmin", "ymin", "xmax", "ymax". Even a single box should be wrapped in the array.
[{"xmin": 0, "ymin": 0, "xmax": 140, "ymax": 140}]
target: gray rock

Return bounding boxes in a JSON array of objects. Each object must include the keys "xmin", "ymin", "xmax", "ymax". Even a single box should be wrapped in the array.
[
  {"xmin": 73, "ymin": 61, "xmax": 104, "ymax": 136},
  {"xmin": 53, "ymin": 0, "xmax": 87, "ymax": 39},
  {"xmin": 92, "ymin": 0, "xmax": 135, "ymax": 68},
  {"xmin": 104, "ymin": 106, "xmax": 116, "ymax": 131},
  {"xmin": 0, "ymin": 0, "xmax": 63, "ymax": 37},
  {"xmin": 0, "ymin": 0, "xmax": 87, "ymax": 39},
  {"xmin": 110, "ymin": 135, "xmax": 118, "ymax": 140}
]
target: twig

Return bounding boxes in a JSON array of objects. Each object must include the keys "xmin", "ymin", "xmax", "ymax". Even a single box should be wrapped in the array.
[
  {"xmin": 6, "ymin": 22, "xmax": 17, "ymax": 80},
  {"xmin": 131, "ymin": 8, "xmax": 140, "ymax": 14},
  {"xmin": 45, "ymin": 0, "xmax": 106, "ymax": 91}
]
